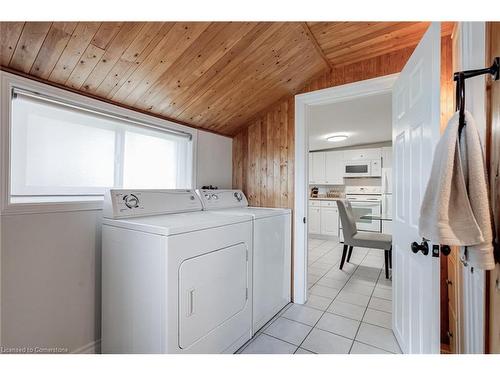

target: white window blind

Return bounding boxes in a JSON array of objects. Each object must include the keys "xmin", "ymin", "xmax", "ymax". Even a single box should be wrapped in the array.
[{"xmin": 10, "ymin": 89, "xmax": 193, "ymax": 203}]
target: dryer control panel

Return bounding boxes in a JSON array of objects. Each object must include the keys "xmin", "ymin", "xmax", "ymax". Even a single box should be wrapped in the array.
[
  {"xmin": 103, "ymin": 189, "xmax": 202, "ymax": 219},
  {"xmin": 196, "ymin": 189, "xmax": 249, "ymax": 210}
]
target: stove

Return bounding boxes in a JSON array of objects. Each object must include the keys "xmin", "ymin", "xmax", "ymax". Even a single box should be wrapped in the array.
[{"xmin": 344, "ymin": 186, "xmax": 382, "ymax": 233}]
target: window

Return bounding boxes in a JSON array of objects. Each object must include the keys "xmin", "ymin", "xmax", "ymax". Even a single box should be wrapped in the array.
[{"xmin": 9, "ymin": 89, "xmax": 193, "ymax": 203}]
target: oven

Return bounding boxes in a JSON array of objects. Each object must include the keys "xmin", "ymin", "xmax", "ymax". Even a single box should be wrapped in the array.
[{"xmin": 345, "ymin": 195, "xmax": 382, "ymax": 232}]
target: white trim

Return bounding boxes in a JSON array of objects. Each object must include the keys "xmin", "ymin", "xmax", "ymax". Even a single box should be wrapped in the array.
[
  {"xmin": 0, "ymin": 71, "xmax": 198, "ymax": 215},
  {"xmin": 293, "ymin": 74, "xmax": 398, "ymax": 303},
  {"xmin": 72, "ymin": 339, "xmax": 101, "ymax": 354},
  {"xmin": 454, "ymin": 21, "xmax": 487, "ymax": 354}
]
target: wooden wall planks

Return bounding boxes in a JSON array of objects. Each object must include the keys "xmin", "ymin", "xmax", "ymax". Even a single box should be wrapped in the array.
[
  {"xmin": 487, "ymin": 21, "xmax": 500, "ymax": 354},
  {"xmin": 232, "ymin": 37, "xmax": 453, "ymax": 210}
]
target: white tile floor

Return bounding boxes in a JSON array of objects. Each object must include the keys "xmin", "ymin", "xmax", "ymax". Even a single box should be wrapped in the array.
[{"xmin": 237, "ymin": 239, "xmax": 401, "ymax": 354}]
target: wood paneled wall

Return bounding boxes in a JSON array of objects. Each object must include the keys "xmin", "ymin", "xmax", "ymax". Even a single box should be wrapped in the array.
[
  {"xmin": 232, "ymin": 45, "xmax": 411, "ymax": 208},
  {"xmin": 487, "ymin": 21, "xmax": 500, "ymax": 354},
  {"xmin": 233, "ymin": 38, "xmax": 454, "ymax": 210}
]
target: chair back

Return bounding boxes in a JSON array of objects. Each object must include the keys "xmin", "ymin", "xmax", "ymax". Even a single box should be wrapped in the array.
[{"xmin": 337, "ymin": 199, "xmax": 358, "ymax": 242}]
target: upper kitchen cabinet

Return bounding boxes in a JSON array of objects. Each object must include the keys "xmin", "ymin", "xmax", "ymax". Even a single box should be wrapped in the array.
[
  {"xmin": 343, "ymin": 148, "xmax": 382, "ymax": 161},
  {"xmin": 309, "ymin": 152, "xmax": 326, "ymax": 184},
  {"xmin": 382, "ymin": 146, "xmax": 393, "ymax": 168},
  {"xmin": 325, "ymin": 151, "xmax": 344, "ymax": 185},
  {"xmin": 309, "ymin": 151, "xmax": 344, "ymax": 185}
]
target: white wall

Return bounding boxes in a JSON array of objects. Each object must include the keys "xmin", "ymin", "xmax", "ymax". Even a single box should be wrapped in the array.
[
  {"xmin": 196, "ymin": 130, "xmax": 232, "ymax": 189},
  {"xmin": 0, "ymin": 131, "xmax": 232, "ymax": 353}
]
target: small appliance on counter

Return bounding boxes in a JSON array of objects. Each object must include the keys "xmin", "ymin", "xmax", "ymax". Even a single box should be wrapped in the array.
[{"xmin": 310, "ymin": 187, "xmax": 319, "ymax": 198}]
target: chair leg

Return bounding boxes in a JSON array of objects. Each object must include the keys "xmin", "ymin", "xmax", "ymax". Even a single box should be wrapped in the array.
[
  {"xmin": 339, "ymin": 244, "xmax": 348, "ymax": 270},
  {"xmin": 347, "ymin": 246, "xmax": 353, "ymax": 262},
  {"xmin": 389, "ymin": 247, "xmax": 392, "ymax": 269},
  {"xmin": 384, "ymin": 250, "xmax": 390, "ymax": 279}
]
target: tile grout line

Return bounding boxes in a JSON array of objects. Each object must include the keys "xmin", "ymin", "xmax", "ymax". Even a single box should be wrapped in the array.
[{"xmin": 347, "ymin": 263, "xmax": 384, "ymax": 353}]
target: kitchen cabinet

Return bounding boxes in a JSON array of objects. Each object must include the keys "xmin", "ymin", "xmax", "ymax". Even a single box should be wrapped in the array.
[
  {"xmin": 308, "ymin": 153, "xmax": 314, "ymax": 184},
  {"xmin": 308, "ymin": 200, "xmax": 339, "ymax": 237},
  {"xmin": 309, "ymin": 151, "xmax": 343, "ymax": 185},
  {"xmin": 325, "ymin": 151, "xmax": 344, "ymax": 184},
  {"xmin": 320, "ymin": 206, "xmax": 339, "ymax": 236},
  {"xmin": 343, "ymin": 148, "xmax": 381, "ymax": 161},
  {"xmin": 310, "ymin": 152, "xmax": 326, "ymax": 184},
  {"xmin": 382, "ymin": 147, "xmax": 392, "ymax": 168},
  {"xmin": 308, "ymin": 206, "xmax": 321, "ymax": 234}
]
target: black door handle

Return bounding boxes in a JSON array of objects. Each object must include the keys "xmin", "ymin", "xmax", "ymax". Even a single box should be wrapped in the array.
[
  {"xmin": 441, "ymin": 245, "xmax": 451, "ymax": 256},
  {"xmin": 411, "ymin": 240, "xmax": 429, "ymax": 256}
]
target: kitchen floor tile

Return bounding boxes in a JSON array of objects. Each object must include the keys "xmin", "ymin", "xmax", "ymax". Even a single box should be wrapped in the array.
[
  {"xmin": 327, "ymin": 300, "xmax": 366, "ymax": 321},
  {"xmin": 349, "ymin": 341, "xmax": 393, "ymax": 354},
  {"xmin": 309, "ymin": 284, "xmax": 340, "ymax": 299},
  {"xmin": 336, "ymin": 291, "xmax": 370, "ymax": 307},
  {"xmin": 305, "ymin": 294, "xmax": 333, "ymax": 311},
  {"xmin": 295, "ymin": 348, "xmax": 315, "ymax": 354},
  {"xmin": 265, "ymin": 317, "xmax": 312, "ymax": 345},
  {"xmin": 355, "ymin": 323, "xmax": 401, "ymax": 353},
  {"xmin": 240, "ymin": 333, "xmax": 297, "ymax": 354},
  {"xmin": 373, "ymin": 286, "xmax": 392, "ymax": 300},
  {"xmin": 316, "ymin": 312, "xmax": 360, "ymax": 339},
  {"xmin": 342, "ymin": 283, "xmax": 374, "ymax": 296},
  {"xmin": 363, "ymin": 308, "xmax": 392, "ymax": 329},
  {"xmin": 282, "ymin": 304, "xmax": 323, "ymax": 326},
  {"xmin": 301, "ymin": 328, "xmax": 352, "ymax": 354},
  {"xmin": 368, "ymin": 297, "xmax": 392, "ymax": 313},
  {"xmin": 316, "ymin": 277, "xmax": 347, "ymax": 289}
]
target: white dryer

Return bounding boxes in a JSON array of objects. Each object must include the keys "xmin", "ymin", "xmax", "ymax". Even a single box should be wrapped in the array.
[
  {"xmin": 196, "ymin": 189, "xmax": 291, "ymax": 333},
  {"xmin": 101, "ymin": 189, "xmax": 253, "ymax": 353}
]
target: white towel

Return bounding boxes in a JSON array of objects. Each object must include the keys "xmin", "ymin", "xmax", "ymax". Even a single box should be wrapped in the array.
[{"xmin": 419, "ymin": 110, "xmax": 495, "ymax": 270}]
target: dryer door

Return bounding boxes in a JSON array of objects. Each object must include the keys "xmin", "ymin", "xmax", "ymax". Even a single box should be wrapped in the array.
[{"xmin": 178, "ymin": 243, "xmax": 249, "ymax": 349}]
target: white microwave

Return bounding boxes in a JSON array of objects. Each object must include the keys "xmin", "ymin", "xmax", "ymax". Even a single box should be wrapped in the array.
[{"xmin": 344, "ymin": 160, "xmax": 381, "ymax": 177}]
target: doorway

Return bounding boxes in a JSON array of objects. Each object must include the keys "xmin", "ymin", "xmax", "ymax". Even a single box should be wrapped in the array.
[{"xmin": 293, "ymin": 74, "xmax": 397, "ymax": 304}]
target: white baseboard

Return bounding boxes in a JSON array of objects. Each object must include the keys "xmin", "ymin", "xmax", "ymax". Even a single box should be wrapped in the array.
[{"xmin": 72, "ymin": 339, "xmax": 101, "ymax": 354}]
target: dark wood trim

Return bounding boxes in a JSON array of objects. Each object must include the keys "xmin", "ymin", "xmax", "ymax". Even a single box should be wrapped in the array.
[{"xmin": 0, "ymin": 66, "xmax": 231, "ymax": 139}]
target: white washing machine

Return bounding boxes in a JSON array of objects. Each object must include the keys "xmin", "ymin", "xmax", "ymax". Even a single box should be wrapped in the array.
[
  {"xmin": 101, "ymin": 189, "xmax": 253, "ymax": 353},
  {"xmin": 196, "ymin": 189, "xmax": 291, "ymax": 333}
]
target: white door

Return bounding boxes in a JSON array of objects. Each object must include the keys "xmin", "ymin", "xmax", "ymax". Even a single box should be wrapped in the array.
[{"xmin": 392, "ymin": 23, "xmax": 441, "ymax": 353}]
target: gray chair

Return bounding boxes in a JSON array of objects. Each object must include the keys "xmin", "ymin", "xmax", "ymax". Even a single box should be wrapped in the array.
[{"xmin": 337, "ymin": 199, "xmax": 392, "ymax": 279}]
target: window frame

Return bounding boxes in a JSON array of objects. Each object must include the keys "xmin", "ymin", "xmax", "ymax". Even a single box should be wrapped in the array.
[{"xmin": 0, "ymin": 71, "xmax": 198, "ymax": 215}]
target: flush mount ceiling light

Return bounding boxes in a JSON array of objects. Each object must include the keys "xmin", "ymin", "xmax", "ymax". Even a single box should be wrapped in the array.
[{"xmin": 327, "ymin": 135, "xmax": 348, "ymax": 142}]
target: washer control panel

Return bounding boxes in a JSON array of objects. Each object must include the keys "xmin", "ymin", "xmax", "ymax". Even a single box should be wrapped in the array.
[
  {"xmin": 103, "ymin": 189, "xmax": 202, "ymax": 219},
  {"xmin": 196, "ymin": 189, "xmax": 248, "ymax": 210}
]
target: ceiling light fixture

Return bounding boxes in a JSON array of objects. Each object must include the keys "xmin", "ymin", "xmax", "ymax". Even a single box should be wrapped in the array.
[{"xmin": 327, "ymin": 135, "xmax": 348, "ymax": 142}]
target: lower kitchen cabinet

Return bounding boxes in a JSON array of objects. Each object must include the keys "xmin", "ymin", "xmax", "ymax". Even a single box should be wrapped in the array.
[
  {"xmin": 308, "ymin": 200, "xmax": 339, "ymax": 237},
  {"xmin": 308, "ymin": 206, "xmax": 321, "ymax": 234},
  {"xmin": 320, "ymin": 207, "xmax": 339, "ymax": 236}
]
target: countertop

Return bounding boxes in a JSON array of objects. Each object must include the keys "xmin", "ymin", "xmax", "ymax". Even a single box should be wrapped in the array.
[{"xmin": 309, "ymin": 197, "xmax": 343, "ymax": 201}]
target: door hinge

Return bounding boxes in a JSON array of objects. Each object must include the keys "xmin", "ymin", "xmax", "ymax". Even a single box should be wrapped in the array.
[{"xmin": 303, "ymin": 217, "xmax": 306, "ymax": 224}]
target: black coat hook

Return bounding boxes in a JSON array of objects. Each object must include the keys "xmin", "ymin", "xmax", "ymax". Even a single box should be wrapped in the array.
[{"xmin": 453, "ymin": 57, "xmax": 500, "ymax": 136}]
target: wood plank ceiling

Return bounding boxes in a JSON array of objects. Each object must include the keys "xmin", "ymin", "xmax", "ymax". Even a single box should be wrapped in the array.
[{"xmin": 0, "ymin": 22, "xmax": 453, "ymax": 136}]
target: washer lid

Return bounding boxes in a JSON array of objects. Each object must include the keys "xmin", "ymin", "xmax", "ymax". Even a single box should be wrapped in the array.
[
  {"xmin": 102, "ymin": 211, "xmax": 252, "ymax": 236},
  {"xmin": 208, "ymin": 207, "xmax": 291, "ymax": 219}
]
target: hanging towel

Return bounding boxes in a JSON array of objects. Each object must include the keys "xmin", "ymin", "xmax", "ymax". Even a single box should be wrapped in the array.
[{"xmin": 419, "ymin": 110, "xmax": 495, "ymax": 270}]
